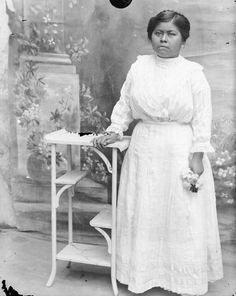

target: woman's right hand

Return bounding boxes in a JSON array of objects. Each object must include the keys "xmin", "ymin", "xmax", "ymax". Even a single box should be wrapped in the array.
[{"xmin": 92, "ymin": 132, "xmax": 120, "ymax": 149}]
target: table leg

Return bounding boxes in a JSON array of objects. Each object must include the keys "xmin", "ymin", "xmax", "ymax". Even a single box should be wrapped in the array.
[
  {"xmin": 111, "ymin": 148, "xmax": 119, "ymax": 296},
  {"xmin": 47, "ymin": 144, "xmax": 57, "ymax": 287},
  {"xmin": 67, "ymin": 145, "xmax": 73, "ymax": 245}
]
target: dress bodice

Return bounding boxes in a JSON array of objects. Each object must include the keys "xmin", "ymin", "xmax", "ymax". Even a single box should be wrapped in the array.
[
  {"xmin": 128, "ymin": 54, "xmax": 203, "ymax": 123},
  {"xmin": 105, "ymin": 54, "xmax": 215, "ymax": 153}
]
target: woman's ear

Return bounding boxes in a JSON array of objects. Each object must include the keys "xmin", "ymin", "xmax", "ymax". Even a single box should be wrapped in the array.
[
  {"xmin": 181, "ymin": 41, "xmax": 186, "ymax": 49},
  {"xmin": 147, "ymin": 36, "xmax": 152, "ymax": 44}
]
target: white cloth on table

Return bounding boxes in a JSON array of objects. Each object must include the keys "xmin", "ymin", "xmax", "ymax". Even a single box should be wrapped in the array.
[{"xmin": 105, "ymin": 54, "xmax": 223, "ymax": 295}]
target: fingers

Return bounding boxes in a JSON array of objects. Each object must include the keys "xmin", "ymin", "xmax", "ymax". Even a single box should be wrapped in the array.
[
  {"xmin": 93, "ymin": 135, "xmax": 110, "ymax": 149},
  {"xmin": 198, "ymin": 169, "xmax": 204, "ymax": 177},
  {"xmin": 92, "ymin": 133, "xmax": 119, "ymax": 149},
  {"xmin": 192, "ymin": 168, "xmax": 204, "ymax": 176}
]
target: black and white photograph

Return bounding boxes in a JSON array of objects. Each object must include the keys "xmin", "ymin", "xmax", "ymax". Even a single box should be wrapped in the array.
[{"xmin": 0, "ymin": 0, "xmax": 235, "ymax": 295}]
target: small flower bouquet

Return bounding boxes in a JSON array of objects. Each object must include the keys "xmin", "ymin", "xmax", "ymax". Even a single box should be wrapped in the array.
[{"xmin": 181, "ymin": 168, "xmax": 202, "ymax": 193}]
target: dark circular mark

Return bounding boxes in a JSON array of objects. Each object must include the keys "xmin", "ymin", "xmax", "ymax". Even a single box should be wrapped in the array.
[
  {"xmin": 80, "ymin": 273, "xmax": 85, "ymax": 278},
  {"xmin": 109, "ymin": 0, "xmax": 133, "ymax": 9}
]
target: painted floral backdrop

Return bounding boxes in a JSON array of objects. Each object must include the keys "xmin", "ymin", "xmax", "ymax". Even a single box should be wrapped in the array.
[{"xmin": 10, "ymin": 0, "xmax": 236, "ymax": 205}]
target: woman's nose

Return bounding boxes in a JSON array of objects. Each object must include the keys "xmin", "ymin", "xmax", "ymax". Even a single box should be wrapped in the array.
[{"xmin": 160, "ymin": 33, "xmax": 167, "ymax": 42}]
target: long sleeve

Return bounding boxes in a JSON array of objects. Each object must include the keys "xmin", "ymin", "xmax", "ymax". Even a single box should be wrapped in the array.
[
  {"xmin": 105, "ymin": 67, "xmax": 134, "ymax": 140},
  {"xmin": 190, "ymin": 68, "xmax": 215, "ymax": 153}
]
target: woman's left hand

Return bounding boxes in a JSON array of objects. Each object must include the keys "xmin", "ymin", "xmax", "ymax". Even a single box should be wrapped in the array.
[
  {"xmin": 93, "ymin": 132, "xmax": 120, "ymax": 149},
  {"xmin": 189, "ymin": 153, "xmax": 204, "ymax": 176}
]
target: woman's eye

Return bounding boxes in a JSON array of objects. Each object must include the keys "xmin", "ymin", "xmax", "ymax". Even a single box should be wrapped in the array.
[{"xmin": 154, "ymin": 31, "xmax": 176, "ymax": 37}]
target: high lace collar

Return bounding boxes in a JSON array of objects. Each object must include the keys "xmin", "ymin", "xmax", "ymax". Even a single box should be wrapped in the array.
[{"xmin": 154, "ymin": 54, "xmax": 183, "ymax": 67}]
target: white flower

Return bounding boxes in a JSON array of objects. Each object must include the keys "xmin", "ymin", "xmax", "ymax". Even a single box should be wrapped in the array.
[
  {"xmin": 183, "ymin": 180, "xmax": 191, "ymax": 190},
  {"xmin": 181, "ymin": 168, "xmax": 201, "ymax": 193},
  {"xmin": 226, "ymin": 199, "xmax": 234, "ymax": 204},
  {"xmin": 221, "ymin": 192, "xmax": 228, "ymax": 198},
  {"xmin": 226, "ymin": 181, "xmax": 234, "ymax": 187}
]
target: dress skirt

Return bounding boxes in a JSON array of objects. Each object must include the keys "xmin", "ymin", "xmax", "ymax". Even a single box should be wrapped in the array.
[{"xmin": 116, "ymin": 120, "xmax": 223, "ymax": 295}]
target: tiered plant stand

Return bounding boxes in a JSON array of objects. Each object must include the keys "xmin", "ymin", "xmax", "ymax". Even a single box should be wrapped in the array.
[{"xmin": 44, "ymin": 129, "xmax": 130, "ymax": 295}]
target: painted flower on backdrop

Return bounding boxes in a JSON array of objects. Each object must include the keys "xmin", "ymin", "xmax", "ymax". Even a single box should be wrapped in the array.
[
  {"xmin": 66, "ymin": 36, "xmax": 89, "ymax": 66},
  {"xmin": 29, "ymin": 5, "xmax": 63, "ymax": 53},
  {"xmin": 210, "ymin": 117, "xmax": 236, "ymax": 205},
  {"xmin": 68, "ymin": 0, "xmax": 79, "ymax": 9},
  {"xmin": 50, "ymin": 85, "xmax": 74, "ymax": 130},
  {"xmin": 18, "ymin": 103, "xmax": 40, "ymax": 128}
]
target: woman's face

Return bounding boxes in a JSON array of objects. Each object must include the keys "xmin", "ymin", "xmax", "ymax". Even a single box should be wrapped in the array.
[{"xmin": 151, "ymin": 21, "xmax": 185, "ymax": 58}]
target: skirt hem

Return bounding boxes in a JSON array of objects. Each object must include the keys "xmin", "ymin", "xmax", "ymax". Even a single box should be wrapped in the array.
[{"xmin": 117, "ymin": 270, "xmax": 224, "ymax": 295}]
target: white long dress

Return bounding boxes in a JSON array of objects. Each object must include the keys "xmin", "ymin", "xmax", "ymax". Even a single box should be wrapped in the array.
[{"xmin": 105, "ymin": 54, "xmax": 224, "ymax": 295}]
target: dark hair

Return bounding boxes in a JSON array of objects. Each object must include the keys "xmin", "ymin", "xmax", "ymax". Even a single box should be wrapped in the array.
[{"xmin": 147, "ymin": 10, "xmax": 190, "ymax": 42}]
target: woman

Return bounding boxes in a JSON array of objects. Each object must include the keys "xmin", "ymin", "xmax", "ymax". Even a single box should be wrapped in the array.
[{"xmin": 93, "ymin": 10, "xmax": 223, "ymax": 296}]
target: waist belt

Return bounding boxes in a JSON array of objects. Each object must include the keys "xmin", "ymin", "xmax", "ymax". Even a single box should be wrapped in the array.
[{"xmin": 141, "ymin": 120, "xmax": 189, "ymax": 125}]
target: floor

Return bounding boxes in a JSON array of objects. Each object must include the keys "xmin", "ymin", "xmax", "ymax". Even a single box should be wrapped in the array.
[{"xmin": 0, "ymin": 205, "xmax": 236, "ymax": 296}]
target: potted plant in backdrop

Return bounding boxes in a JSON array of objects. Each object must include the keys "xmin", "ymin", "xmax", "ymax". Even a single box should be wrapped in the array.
[
  {"xmin": 78, "ymin": 83, "xmax": 125, "ymax": 203},
  {"xmin": 12, "ymin": 8, "xmax": 77, "ymax": 182},
  {"xmin": 12, "ymin": 6, "xmax": 126, "ymax": 187},
  {"xmin": 14, "ymin": 59, "xmax": 68, "ymax": 182}
]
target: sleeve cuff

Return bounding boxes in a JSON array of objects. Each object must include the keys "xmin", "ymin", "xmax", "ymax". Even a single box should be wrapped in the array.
[
  {"xmin": 105, "ymin": 125, "xmax": 124, "ymax": 140},
  {"xmin": 190, "ymin": 142, "xmax": 215, "ymax": 153}
]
